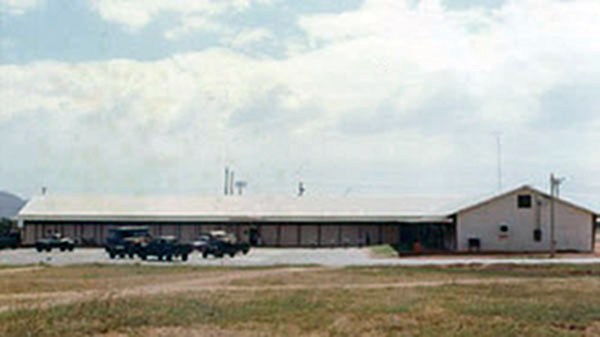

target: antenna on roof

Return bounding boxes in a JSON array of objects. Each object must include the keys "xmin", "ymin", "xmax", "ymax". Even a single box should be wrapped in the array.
[
  {"xmin": 493, "ymin": 132, "xmax": 503, "ymax": 191},
  {"xmin": 298, "ymin": 181, "xmax": 305, "ymax": 197},
  {"xmin": 235, "ymin": 181, "xmax": 247, "ymax": 195},
  {"xmin": 229, "ymin": 170, "xmax": 235, "ymax": 196},
  {"xmin": 224, "ymin": 167, "xmax": 229, "ymax": 195}
]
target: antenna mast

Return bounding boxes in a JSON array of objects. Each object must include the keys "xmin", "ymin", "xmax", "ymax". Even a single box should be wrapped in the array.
[{"xmin": 494, "ymin": 132, "xmax": 503, "ymax": 191}]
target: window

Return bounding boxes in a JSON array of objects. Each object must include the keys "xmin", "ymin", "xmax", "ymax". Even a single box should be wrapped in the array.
[
  {"xmin": 533, "ymin": 229, "xmax": 542, "ymax": 242},
  {"xmin": 499, "ymin": 224, "xmax": 509, "ymax": 233},
  {"xmin": 518, "ymin": 195, "xmax": 532, "ymax": 208}
]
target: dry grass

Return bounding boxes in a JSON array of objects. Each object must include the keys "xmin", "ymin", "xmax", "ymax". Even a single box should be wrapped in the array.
[
  {"xmin": 1, "ymin": 264, "xmax": 600, "ymax": 336},
  {"xmin": 369, "ymin": 245, "xmax": 398, "ymax": 258},
  {"xmin": 0, "ymin": 264, "xmax": 247, "ymax": 295}
]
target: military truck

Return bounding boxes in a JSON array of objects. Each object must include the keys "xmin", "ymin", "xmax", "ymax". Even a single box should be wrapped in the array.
[
  {"xmin": 136, "ymin": 236, "xmax": 192, "ymax": 261},
  {"xmin": 105, "ymin": 227, "xmax": 150, "ymax": 259},
  {"xmin": 0, "ymin": 232, "xmax": 20, "ymax": 250},
  {"xmin": 35, "ymin": 233, "xmax": 75, "ymax": 252},
  {"xmin": 200, "ymin": 231, "xmax": 250, "ymax": 258}
]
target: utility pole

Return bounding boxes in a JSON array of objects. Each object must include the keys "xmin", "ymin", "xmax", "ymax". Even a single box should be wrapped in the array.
[
  {"xmin": 494, "ymin": 132, "xmax": 503, "ymax": 191},
  {"xmin": 224, "ymin": 167, "xmax": 229, "ymax": 195},
  {"xmin": 235, "ymin": 181, "xmax": 247, "ymax": 195},
  {"xmin": 229, "ymin": 170, "xmax": 235, "ymax": 196},
  {"xmin": 298, "ymin": 181, "xmax": 305, "ymax": 197},
  {"xmin": 550, "ymin": 173, "xmax": 565, "ymax": 258}
]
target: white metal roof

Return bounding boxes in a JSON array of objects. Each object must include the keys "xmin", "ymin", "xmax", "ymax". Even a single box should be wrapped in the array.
[
  {"xmin": 17, "ymin": 194, "xmax": 464, "ymax": 223},
  {"xmin": 453, "ymin": 185, "xmax": 598, "ymax": 216},
  {"xmin": 16, "ymin": 185, "xmax": 597, "ymax": 223}
]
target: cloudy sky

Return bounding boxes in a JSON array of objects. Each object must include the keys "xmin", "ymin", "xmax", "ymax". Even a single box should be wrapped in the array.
[{"xmin": 1, "ymin": 0, "xmax": 599, "ymax": 206}]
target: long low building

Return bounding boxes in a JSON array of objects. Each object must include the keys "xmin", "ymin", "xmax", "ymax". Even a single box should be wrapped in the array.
[{"xmin": 16, "ymin": 185, "xmax": 598, "ymax": 253}]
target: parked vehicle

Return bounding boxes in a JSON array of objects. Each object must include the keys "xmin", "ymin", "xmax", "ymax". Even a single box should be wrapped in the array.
[
  {"xmin": 136, "ymin": 236, "xmax": 192, "ymax": 261},
  {"xmin": 35, "ymin": 233, "xmax": 75, "ymax": 252},
  {"xmin": 192, "ymin": 231, "xmax": 232, "ymax": 251},
  {"xmin": 105, "ymin": 227, "xmax": 150, "ymax": 259},
  {"xmin": 200, "ymin": 231, "xmax": 250, "ymax": 258},
  {"xmin": 0, "ymin": 232, "xmax": 20, "ymax": 249}
]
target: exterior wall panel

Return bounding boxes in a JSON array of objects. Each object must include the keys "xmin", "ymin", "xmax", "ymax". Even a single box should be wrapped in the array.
[
  {"xmin": 381, "ymin": 225, "xmax": 399, "ymax": 244},
  {"xmin": 180, "ymin": 225, "xmax": 196, "ymax": 243},
  {"xmin": 300, "ymin": 225, "xmax": 319, "ymax": 246},
  {"xmin": 320, "ymin": 225, "xmax": 339, "ymax": 246},
  {"xmin": 260, "ymin": 225, "xmax": 278, "ymax": 246},
  {"xmin": 340, "ymin": 226, "xmax": 359, "ymax": 246},
  {"xmin": 359, "ymin": 225, "xmax": 379, "ymax": 246},
  {"xmin": 23, "ymin": 224, "xmax": 35, "ymax": 245},
  {"xmin": 280, "ymin": 225, "xmax": 299, "ymax": 246}
]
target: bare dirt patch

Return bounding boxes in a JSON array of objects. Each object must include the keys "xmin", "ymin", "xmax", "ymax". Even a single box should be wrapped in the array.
[
  {"xmin": 97, "ymin": 325, "xmax": 278, "ymax": 337},
  {"xmin": 0, "ymin": 266, "xmax": 43, "ymax": 275},
  {"xmin": 0, "ymin": 267, "xmax": 320, "ymax": 312},
  {"xmin": 0, "ymin": 267, "xmax": 575, "ymax": 314}
]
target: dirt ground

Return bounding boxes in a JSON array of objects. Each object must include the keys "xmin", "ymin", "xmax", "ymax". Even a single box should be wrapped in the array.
[
  {"xmin": 0, "ymin": 266, "xmax": 546, "ymax": 314},
  {"xmin": 2, "ymin": 264, "xmax": 600, "ymax": 337}
]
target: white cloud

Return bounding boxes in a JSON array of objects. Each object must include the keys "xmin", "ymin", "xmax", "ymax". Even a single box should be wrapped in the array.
[
  {"xmin": 0, "ymin": 0, "xmax": 43, "ymax": 15},
  {"xmin": 3, "ymin": 0, "xmax": 600, "ymax": 199},
  {"xmin": 90, "ymin": 0, "xmax": 274, "ymax": 33},
  {"xmin": 164, "ymin": 16, "xmax": 230, "ymax": 40},
  {"xmin": 229, "ymin": 28, "xmax": 274, "ymax": 48}
]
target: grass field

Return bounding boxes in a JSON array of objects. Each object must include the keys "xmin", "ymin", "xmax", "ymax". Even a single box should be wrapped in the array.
[{"xmin": 1, "ymin": 264, "xmax": 600, "ymax": 336}]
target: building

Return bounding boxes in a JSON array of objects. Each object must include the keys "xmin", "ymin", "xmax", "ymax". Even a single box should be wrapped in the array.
[
  {"xmin": 454, "ymin": 186, "xmax": 596, "ymax": 253},
  {"xmin": 16, "ymin": 185, "xmax": 598, "ymax": 253}
]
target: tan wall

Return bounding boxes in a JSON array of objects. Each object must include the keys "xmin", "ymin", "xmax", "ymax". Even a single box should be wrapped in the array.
[
  {"xmin": 160, "ymin": 225, "xmax": 178, "ymax": 236},
  {"xmin": 260, "ymin": 225, "xmax": 278, "ymax": 246},
  {"xmin": 381, "ymin": 225, "xmax": 399, "ymax": 244},
  {"xmin": 180, "ymin": 225, "xmax": 196, "ymax": 243},
  {"xmin": 61, "ymin": 225, "xmax": 75, "ymax": 241},
  {"xmin": 320, "ymin": 225, "xmax": 339, "ymax": 246},
  {"xmin": 359, "ymin": 225, "xmax": 380, "ymax": 246},
  {"xmin": 22, "ymin": 223, "xmax": 412, "ymax": 247},
  {"xmin": 458, "ymin": 190, "xmax": 593, "ymax": 252},
  {"xmin": 22, "ymin": 225, "xmax": 35, "ymax": 245},
  {"xmin": 81, "ymin": 225, "xmax": 97, "ymax": 245},
  {"xmin": 237, "ymin": 225, "xmax": 252, "ymax": 243},
  {"xmin": 340, "ymin": 226, "xmax": 359, "ymax": 246},
  {"xmin": 300, "ymin": 225, "xmax": 319, "ymax": 246},
  {"xmin": 280, "ymin": 225, "xmax": 299, "ymax": 246}
]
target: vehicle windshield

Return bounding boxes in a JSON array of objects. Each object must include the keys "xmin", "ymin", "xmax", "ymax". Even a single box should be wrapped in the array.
[{"xmin": 112, "ymin": 229, "xmax": 149, "ymax": 238}]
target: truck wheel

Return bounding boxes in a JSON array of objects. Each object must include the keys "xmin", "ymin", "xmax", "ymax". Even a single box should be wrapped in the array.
[
  {"xmin": 182, "ymin": 254, "xmax": 188, "ymax": 261},
  {"xmin": 46, "ymin": 247, "xmax": 51, "ymax": 252},
  {"xmin": 202, "ymin": 251, "xmax": 208, "ymax": 259},
  {"xmin": 166, "ymin": 255, "xmax": 173, "ymax": 261},
  {"xmin": 36, "ymin": 246, "xmax": 43, "ymax": 252},
  {"xmin": 109, "ymin": 252, "xmax": 116, "ymax": 259},
  {"xmin": 158, "ymin": 255, "xmax": 163, "ymax": 261},
  {"xmin": 68, "ymin": 246, "xmax": 74, "ymax": 252},
  {"xmin": 243, "ymin": 249, "xmax": 249, "ymax": 255},
  {"xmin": 128, "ymin": 253, "xmax": 135, "ymax": 259},
  {"xmin": 229, "ymin": 252, "xmax": 235, "ymax": 258},
  {"xmin": 60, "ymin": 246, "xmax": 66, "ymax": 252},
  {"xmin": 140, "ymin": 254, "xmax": 147, "ymax": 261}
]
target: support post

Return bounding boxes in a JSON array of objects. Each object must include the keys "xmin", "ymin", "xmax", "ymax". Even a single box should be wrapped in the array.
[{"xmin": 550, "ymin": 174, "xmax": 556, "ymax": 258}]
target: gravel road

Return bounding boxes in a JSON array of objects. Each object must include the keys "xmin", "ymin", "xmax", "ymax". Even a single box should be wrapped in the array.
[{"xmin": 2, "ymin": 247, "xmax": 600, "ymax": 267}]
